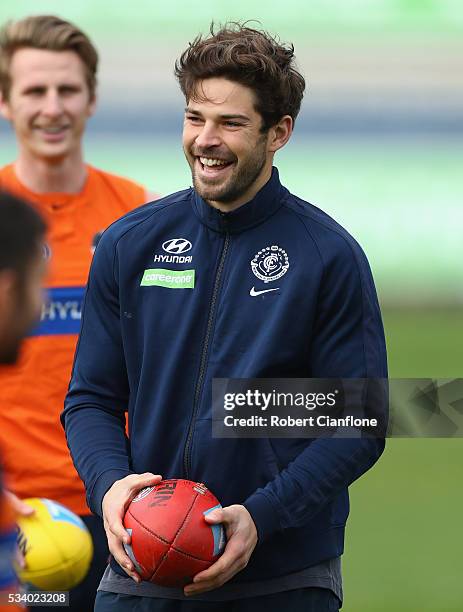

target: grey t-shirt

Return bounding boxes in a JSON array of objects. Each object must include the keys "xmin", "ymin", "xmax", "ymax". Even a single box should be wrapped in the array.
[{"xmin": 98, "ymin": 558, "xmax": 342, "ymax": 603}]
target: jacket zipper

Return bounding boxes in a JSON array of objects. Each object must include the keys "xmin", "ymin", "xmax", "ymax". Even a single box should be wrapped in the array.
[{"xmin": 183, "ymin": 230, "xmax": 231, "ymax": 478}]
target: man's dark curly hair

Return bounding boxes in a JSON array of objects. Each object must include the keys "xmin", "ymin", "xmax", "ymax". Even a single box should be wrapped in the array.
[{"xmin": 175, "ymin": 23, "xmax": 306, "ymax": 132}]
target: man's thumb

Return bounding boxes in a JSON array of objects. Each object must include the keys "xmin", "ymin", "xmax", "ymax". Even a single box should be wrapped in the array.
[
  {"xmin": 6, "ymin": 491, "xmax": 35, "ymax": 516},
  {"xmin": 135, "ymin": 472, "xmax": 162, "ymax": 488},
  {"xmin": 204, "ymin": 508, "xmax": 224, "ymax": 524}
]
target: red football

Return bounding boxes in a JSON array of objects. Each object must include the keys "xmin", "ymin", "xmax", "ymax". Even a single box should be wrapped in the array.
[{"xmin": 123, "ymin": 479, "xmax": 226, "ymax": 587}]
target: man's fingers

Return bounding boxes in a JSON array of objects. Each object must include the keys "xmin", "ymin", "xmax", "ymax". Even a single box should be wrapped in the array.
[
  {"xmin": 101, "ymin": 472, "xmax": 164, "ymax": 584},
  {"xmin": 185, "ymin": 559, "xmax": 244, "ymax": 595},
  {"xmin": 5, "ymin": 491, "xmax": 35, "ymax": 516},
  {"xmin": 106, "ymin": 517, "xmax": 131, "ymax": 544},
  {"xmin": 106, "ymin": 530, "xmax": 140, "ymax": 583},
  {"xmin": 15, "ymin": 546, "xmax": 26, "ymax": 570},
  {"xmin": 186, "ymin": 538, "xmax": 250, "ymax": 594},
  {"xmin": 104, "ymin": 473, "xmax": 163, "ymax": 542},
  {"xmin": 193, "ymin": 559, "xmax": 227, "ymax": 583},
  {"xmin": 185, "ymin": 504, "xmax": 257, "ymax": 595},
  {"xmin": 193, "ymin": 540, "xmax": 244, "ymax": 583},
  {"xmin": 128, "ymin": 472, "xmax": 162, "ymax": 494},
  {"xmin": 186, "ymin": 549, "xmax": 249, "ymax": 595}
]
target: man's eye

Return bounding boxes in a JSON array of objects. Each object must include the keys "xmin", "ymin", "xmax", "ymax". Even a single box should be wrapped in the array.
[
  {"xmin": 224, "ymin": 122, "xmax": 241, "ymax": 127},
  {"xmin": 186, "ymin": 115, "xmax": 202, "ymax": 122},
  {"xmin": 25, "ymin": 88, "xmax": 44, "ymax": 96}
]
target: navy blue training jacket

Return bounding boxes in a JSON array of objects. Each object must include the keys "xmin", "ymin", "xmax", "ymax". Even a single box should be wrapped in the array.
[{"xmin": 62, "ymin": 167, "xmax": 387, "ymax": 582}]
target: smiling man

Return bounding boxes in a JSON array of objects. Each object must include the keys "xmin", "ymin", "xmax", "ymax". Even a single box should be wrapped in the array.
[
  {"xmin": 63, "ymin": 24, "xmax": 387, "ymax": 611},
  {"xmin": 184, "ymin": 79, "xmax": 276, "ymax": 208},
  {"xmin": 0, "ymin": 15, "xmax": 152, "ymax": 612}
]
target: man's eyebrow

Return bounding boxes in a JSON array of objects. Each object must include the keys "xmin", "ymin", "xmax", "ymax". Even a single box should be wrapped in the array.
[
  {"xmin": 184, "ymin": 108, "xmax": 250, "ymax": 121},
  {"xmin": 220, "ymin": 114, "xmax": 250, "ymax": 121}
]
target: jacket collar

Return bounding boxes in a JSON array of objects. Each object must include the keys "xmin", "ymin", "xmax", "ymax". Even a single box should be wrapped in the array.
[{"xmin": 191, "ymin": 167, "xmax": 285, "ymax": 234}]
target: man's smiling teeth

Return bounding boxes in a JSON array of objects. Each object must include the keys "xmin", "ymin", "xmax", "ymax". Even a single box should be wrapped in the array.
[
  {"xmin": 40, "ymin": 126, "xmax": 66, "ymax": 133},
  {"xmin": 200, "ymin": 157, "xmax": 228, "ymax": 167}
]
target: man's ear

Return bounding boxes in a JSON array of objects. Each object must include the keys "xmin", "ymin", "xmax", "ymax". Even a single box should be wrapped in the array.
[
  {"xmin": 87, "ymin": 92, "xmax": 97, "ymax": 118},
  {"xmin": 268, "ymin": 115, "xmax": 293, "ymax": 154},
  {"xmin": 0, "ymin": 269, "xmax": 15, "ymax": 312},
  {"xmin": 0, "ymin": 91, "xmax": 12, "ymax": 121}
]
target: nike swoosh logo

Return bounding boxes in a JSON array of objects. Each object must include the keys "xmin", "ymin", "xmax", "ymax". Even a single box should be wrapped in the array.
[{"xmin": 250, "ymin": 286, "xmax": 280, "ymax": 297}]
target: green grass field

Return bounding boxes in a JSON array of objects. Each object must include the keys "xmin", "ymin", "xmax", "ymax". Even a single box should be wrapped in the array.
[{"xmin": 343, "ymin": 309, "xmax": 463, "ymax": 612}]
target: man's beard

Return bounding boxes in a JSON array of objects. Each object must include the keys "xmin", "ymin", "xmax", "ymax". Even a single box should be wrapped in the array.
[
  {"xmin": 0, "ymin": 282, "xmax": 41, "ymax": 365},
  {"xmin": 190, "ymin": 137, "xmax": 268, "ymax": 204},
  {"xmin": 0, "ymin": 342, "xmax": 20, "ymax": 365}
]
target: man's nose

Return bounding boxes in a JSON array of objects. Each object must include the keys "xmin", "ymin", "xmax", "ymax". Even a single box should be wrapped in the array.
[
  {"xmin": 194, "ymin": 122, "xmax": 221, "ymax": 149},
  {"xmin": 41, "ymin": 90, "xmax": 63, "ymax": 118}
]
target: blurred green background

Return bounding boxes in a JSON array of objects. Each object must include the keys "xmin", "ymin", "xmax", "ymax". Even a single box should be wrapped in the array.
[{"xmin": 1, "ymin": 1, "xmax": 462, "ymax": 610}]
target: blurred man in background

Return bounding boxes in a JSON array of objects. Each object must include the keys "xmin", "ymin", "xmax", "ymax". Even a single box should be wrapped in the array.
[
  {"xmin": 0, "ymin": 15, "xmax": 154, "ymax": 610},
  {"xmin": 0, "ymin": 191, "xmax": 46, "ymax": 610}
]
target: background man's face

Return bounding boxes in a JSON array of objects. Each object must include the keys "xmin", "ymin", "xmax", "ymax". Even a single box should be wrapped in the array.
[
  {"xmin": 183, "ymin": 77, "xmax": 272, "ymax": 207},
  {"xmin": 0, "ymin": 48, "xmax": 95, "ymax": 163},
  {"xmin": 0, "ymin": 251, "xmax": 46, "ymax": 364}
]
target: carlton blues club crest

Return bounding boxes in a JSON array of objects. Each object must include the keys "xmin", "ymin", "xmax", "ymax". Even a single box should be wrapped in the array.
[{"xmin": 251, "ymin": 245, "xmax": 289, "ymax": 283}]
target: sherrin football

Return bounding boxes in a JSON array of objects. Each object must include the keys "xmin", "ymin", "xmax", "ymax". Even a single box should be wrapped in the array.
[
  {"xmin": 15, "ymin": 497, "xmax": 93, "ymax": 590},
  {"xmin": 123, "ymin": 479, "xmax": 226, "ymax": 587}
]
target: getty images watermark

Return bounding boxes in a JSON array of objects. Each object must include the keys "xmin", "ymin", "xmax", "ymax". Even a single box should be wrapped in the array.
[{"xmin": 212, "ymin": 379, "xmax": 463, "ymax": 438}]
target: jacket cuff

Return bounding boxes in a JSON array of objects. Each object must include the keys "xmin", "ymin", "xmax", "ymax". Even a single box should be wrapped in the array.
[
  {"xmin": 243, "ymin": 490, "xmax": 281, "ymax": 545},
  {"xmin": 89, "ymin": 469, "xmax": 134, "ymax": 517}
]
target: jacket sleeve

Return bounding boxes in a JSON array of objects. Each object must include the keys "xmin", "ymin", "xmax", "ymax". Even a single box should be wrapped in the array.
[
  {"xmin": 61, "ymin": 230, "xmax": 133, "ymax": 517},
  {"xmin": 244, "ymin": 232, "xmax": 388, "ymax": 542}
]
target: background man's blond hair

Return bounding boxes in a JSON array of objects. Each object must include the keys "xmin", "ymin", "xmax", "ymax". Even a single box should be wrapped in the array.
[{"xmin": 0, "ymin": 15, "xmax": 98, "ymax": 99}]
